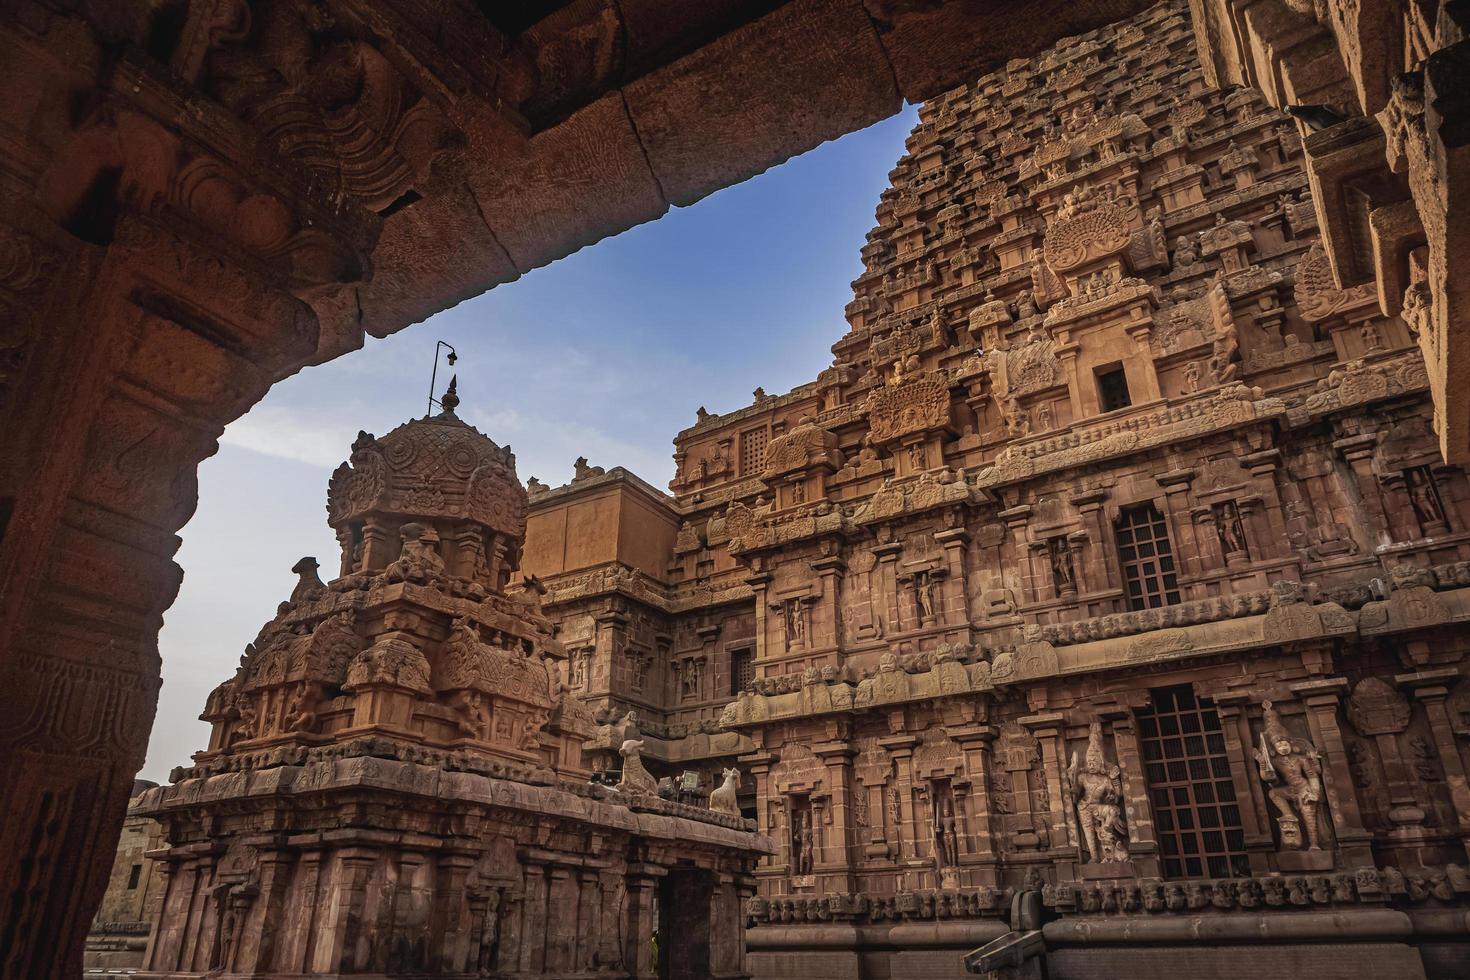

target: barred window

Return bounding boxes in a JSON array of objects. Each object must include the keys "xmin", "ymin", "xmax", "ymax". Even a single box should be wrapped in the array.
[
  {"xmin": 1138, "ymin": 685, "xmax": 1249, "ymax": 879},
  {"xmin": 730, "ymin": 648, "xmax": 755, "ymax": 695},
  {"xmin": 740, "ymin": 427, "xmax": 769, "ymax": 475},
  {"xmin": 1115, "ymin": 502, "xmax": 1181, "ymax": 610}
]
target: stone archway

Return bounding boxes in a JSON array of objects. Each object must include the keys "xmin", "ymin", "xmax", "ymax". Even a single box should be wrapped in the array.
[{"xmin": 8, "ymin": 0, "xmax": 1451, "ymax": 975}]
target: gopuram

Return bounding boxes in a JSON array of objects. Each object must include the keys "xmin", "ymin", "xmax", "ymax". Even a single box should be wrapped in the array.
[
  {"xmin": 125, "ymin": 383, "xmax": 769, "ymax": 979},
  {"xmin": 515, "ymin": 3, "xmax": 1470, "ymax": 978}
]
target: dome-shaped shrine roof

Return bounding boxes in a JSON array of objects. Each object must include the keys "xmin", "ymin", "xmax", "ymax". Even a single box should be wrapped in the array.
[{"xmin": 326, "ymin": 378, "xmax": 528, "ymax": 540}]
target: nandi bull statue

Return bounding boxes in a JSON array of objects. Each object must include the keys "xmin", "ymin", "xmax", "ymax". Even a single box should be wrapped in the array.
[
  {"xmin": 709, "ymin": 767, "xmax": 742, "ymax": 814},
  {"xmin": 617, "ymin": 712, "xmax": 658, "ymax": 794}
]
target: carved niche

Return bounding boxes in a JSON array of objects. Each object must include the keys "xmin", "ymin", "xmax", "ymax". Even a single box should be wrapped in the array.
[
  {"xmin": 1294, "ymin": 243, "xmax": 1376, "ymax": 322},
  {"xmin": 1042, "ymin": 186, "xmax": 1133, "ymax": 273},
  {"xmin": 866, "ymin": 371, "xmax": 952, "ymax": 445},
  {"xmin": 762, "ymin": 416, "xmax": 844, "ymax": 483}
]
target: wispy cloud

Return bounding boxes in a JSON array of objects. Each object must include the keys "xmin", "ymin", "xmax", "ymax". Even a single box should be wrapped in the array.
[{"xmin": 219, "ymin": 405, "xmax": 361, "ymax": 468}]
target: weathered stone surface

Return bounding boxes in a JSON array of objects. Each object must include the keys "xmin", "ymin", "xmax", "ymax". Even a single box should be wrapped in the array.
[
  {"xmin": 6, "ymin": 0, "xmax": 1470, "ymax": 974},
  {"xmin": 120, "ymin": 388, "xmax": 768, "ymax": 977},
  {"xmin": 518, "ymin": 4, "xmax": 1470, "ymax": 977}
]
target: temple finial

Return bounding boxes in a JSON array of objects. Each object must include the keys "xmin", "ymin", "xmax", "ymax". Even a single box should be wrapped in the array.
[{"xmin": 440, "ymin": 374, "xmax": 459, "ymax": 416}]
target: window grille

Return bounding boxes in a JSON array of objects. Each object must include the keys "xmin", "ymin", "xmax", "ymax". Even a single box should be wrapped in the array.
[
  {"xmin": 731, "ymin": 649, "xmax": 755, "ymax": 695},
  {"xmin": 1115, "ymin": 502, "xmax": 1181, "ymax": 609},
  {"xmin": 1138, "ymin": 685, "xmax": 1250, "ymax": 879},
  {"xmin": 740, "ymin": 427, "xmax": 769, "ymax": 475}
]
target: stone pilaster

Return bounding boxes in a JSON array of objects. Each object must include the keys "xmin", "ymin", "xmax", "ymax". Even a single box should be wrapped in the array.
[
  {"xmin": 324, "ymin": 847, "xmax": 378, "ymax": 973},
  {"xmin": 1211, "ymin": 693, "xmax": 1276, "ymax": 874},
  {"xmin": 1398, "ymin": 668, "xmax": 1470, "ymax": 858},
  {"xmin": 1289, "ymin": 678, "xmax": 1374, "ymax": 866},
  {"xmin": 952, "ymin": 724, "xmax": 1000, "ymax": 882},
  {"xmin": 815, "ymin": 741, "xmax": 857, "ymax": 885},
  {"xmin": 1019, "ymin": 712, "xmax": 1071, "ymax": 863},
  {"xmin": 238, "ymin": 846, "xmax": 293, "ymax": 973},
  {"xmin": 623, "ymin": 864, "xmax": 666, "ymax": 979},
  {"xmin": 1098, "ymin": 705, "xmax": 1160, "ymax": 878}
]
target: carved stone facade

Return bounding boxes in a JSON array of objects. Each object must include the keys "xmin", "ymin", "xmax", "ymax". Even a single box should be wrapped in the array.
[
  {"xmin": 83, "ymin": 779, "xmax": 163, "ymax": 972},
  {"xmin": 0, "ymin": 4, "xmax": 1184, "ymax": 972},
  {"xmin": 124, "ymin": 387, "xmax": 767, "ymax": 978},
  {"xmin": 10, "ymin": 0, "xmax": 1470, "ymax": 973},
  {"xmin": 1190, "ymin": 0, "xmax": 1470, "ymax": 465},
  {"xmin": 522, "ymin": 5, "xmax": 1470, "ymax": 979}
]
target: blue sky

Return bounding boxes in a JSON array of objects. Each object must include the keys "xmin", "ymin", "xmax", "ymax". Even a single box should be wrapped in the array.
[{"xmin": 142, "ymin": 105, "xmax": 919, "ymax": 782}]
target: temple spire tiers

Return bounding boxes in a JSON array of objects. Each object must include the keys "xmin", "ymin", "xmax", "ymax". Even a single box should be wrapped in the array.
[
  {"xmin": 133, "ymin": 392, "xmax": 769, "ymax": 978},
  {"xmin": 516, "ymin": 4, "xmax": 1470, "ymax": 978}
]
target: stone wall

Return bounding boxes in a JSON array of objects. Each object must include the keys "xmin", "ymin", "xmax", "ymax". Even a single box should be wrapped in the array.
[{"xmin": 525, "ymin": 3, "xmax": 1470, "ymax": 977}]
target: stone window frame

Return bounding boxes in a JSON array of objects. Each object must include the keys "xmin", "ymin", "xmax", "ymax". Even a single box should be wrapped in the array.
[
  {"xmin": 739, "ymin": 425, "xmax": 770, "ymax": 476},
  {"xmin": 729, "ymin": 647, "xmax": 755, "ymax": 696},
  {"xmin": 1094, "ymin": 361, "xmax": 1133, "ymax": 414},
  {"xmin": 1136, "ymin": 684, "xmax": 1251, "ymax": 880},
  {"xmin": 1114, "ymin": 500, "xmax": 1182, "ymax": 610}
]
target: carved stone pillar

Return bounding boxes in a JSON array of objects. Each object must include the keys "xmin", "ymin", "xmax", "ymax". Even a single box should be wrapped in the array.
[
  {"xmin": 873, "ymin": 540, "xmax": 903, "ymax": 637},
  {"xmin": 748, "ymin": 569, "xmax": 772, "ymax": 664},
  {"xmin": 498, "ymin": 888, "xmax": 525, "ymax": 972},
  {"xmin": 709, "ymin": 872, "xmax": 744, "ymax": 980},
  {"xmin": 1019, "ymin": 712, "xmax": 1070, "ymax": 863},
  {"xmin": 1055, "ymin": 341, "xmax": 1085, "ymax": 420},
  {"xmin": 575, "ymin": 869, "xmax": 601, "ymax": 972},
  {"xmin": 433, "ymin": 850, "xmax": 479, "ymax": 974},
  {"xmin": 881, "ymin": 734, "xmax": 920, "ymax": 862},
  {"xmin": 544, "ymin": 866, "xmax": 578, "ymax": 972},
  {"xmin": 952, "ymin": 724, "xmax": 999, "ymax": 882},
  {"xmin": 1000, "ymin": 505, "xmax": 1034, "ymax": 602},
  {"xmin": 1289, "ymin": 678, "xmax": 1374, "ymax": 866},
  {"xmin": 238, "ymin": 847, "xmax": 294, "ymax": 974},
  {"xmin": 361, "ymin": 517, "xmax": 396, "ymax": 571},
  {"xmin": 623, "ymin": 864, "xmax": 665, "ymax": 979},
  {"xmin": 1398, "ymin": 668, "xmax": 1470, "ymax": 857},
  {"xmin": 1156, "ymin": 469, "xmax": 1203, "ymax": 580},
  {"xmin": 1094, "ymin": 704, "xmax": 1159, "ymax": 877},
  {"xmin": 1336, "ymin": 434, "xmax": 1393, "ymax": 549},
  {"xmin": 518, "ymin": 862, "xmax": 549, "ymax": 973},
  {"xmin": 935, "ymin": 524, "xmax": 971, "ymax": 625},
  {"xmin": 181, "ymin": 853, "xmax": 217, "ymax": 971},
  {"xmin": 815, "ymin": 742, "xmax": 857, "ymax": 886},
  {"xmin": 1072, "ymin": 489, "xmax": 1114, "ymax": 593},
  {"xmin": 325, "ymin": 847, "xmax": 378, "ymax": 973},
  {"xmin": 1210, "ymin": 693, "xmax": 1276, "ymax": 874},
  {"xmin": 592, "ymin": 608, "xmax": 625, "ymax": 700},
  {"xmin": 812, "ymin": 551, "xmax": 846, "ymax": 653},
  {"xmin": 1124, "ymin": 320, "xmax": 1162, "ymax": 402},
  {"xmin": 1241, "ymin": 448, "xmax": 1291, "ymax": 561},
  {"xmin": 747, "ymin": 755, "xmax": 776, "ymax": 881},
  {"xmin": 283, "ymin": 847, "xmax": 325, "ymax": 973},
  {"xmin": 390, "ymin": 850, "xmax": 430, "ymax": 971}
]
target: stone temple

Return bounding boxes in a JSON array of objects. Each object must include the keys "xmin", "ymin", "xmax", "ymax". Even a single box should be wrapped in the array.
[
  {"xmin": 123, "ymin": 385, "xmax": 768, "ymax": 977},
  {"xmin": 74, "ymin": 1, "xmax": 1470, "ymax": 979}
]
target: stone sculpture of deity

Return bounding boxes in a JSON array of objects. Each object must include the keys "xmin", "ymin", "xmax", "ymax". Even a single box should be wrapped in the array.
[
  {"xmin": 933, "ymin": 796, "xmax": 959, "ymax": 867},
  {"xmin": 1065, "ymin": 721, "xmax": 1129, "ymax": 864},
  {"xmin": 1254, "ymin": 699, "xmax": 1325, "ymax": 850}
]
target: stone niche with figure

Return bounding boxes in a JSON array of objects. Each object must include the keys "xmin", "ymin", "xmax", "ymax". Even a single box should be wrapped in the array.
[{"xmin": 129, "ymin": 381, "xmax": 770, "ymax": 979}]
